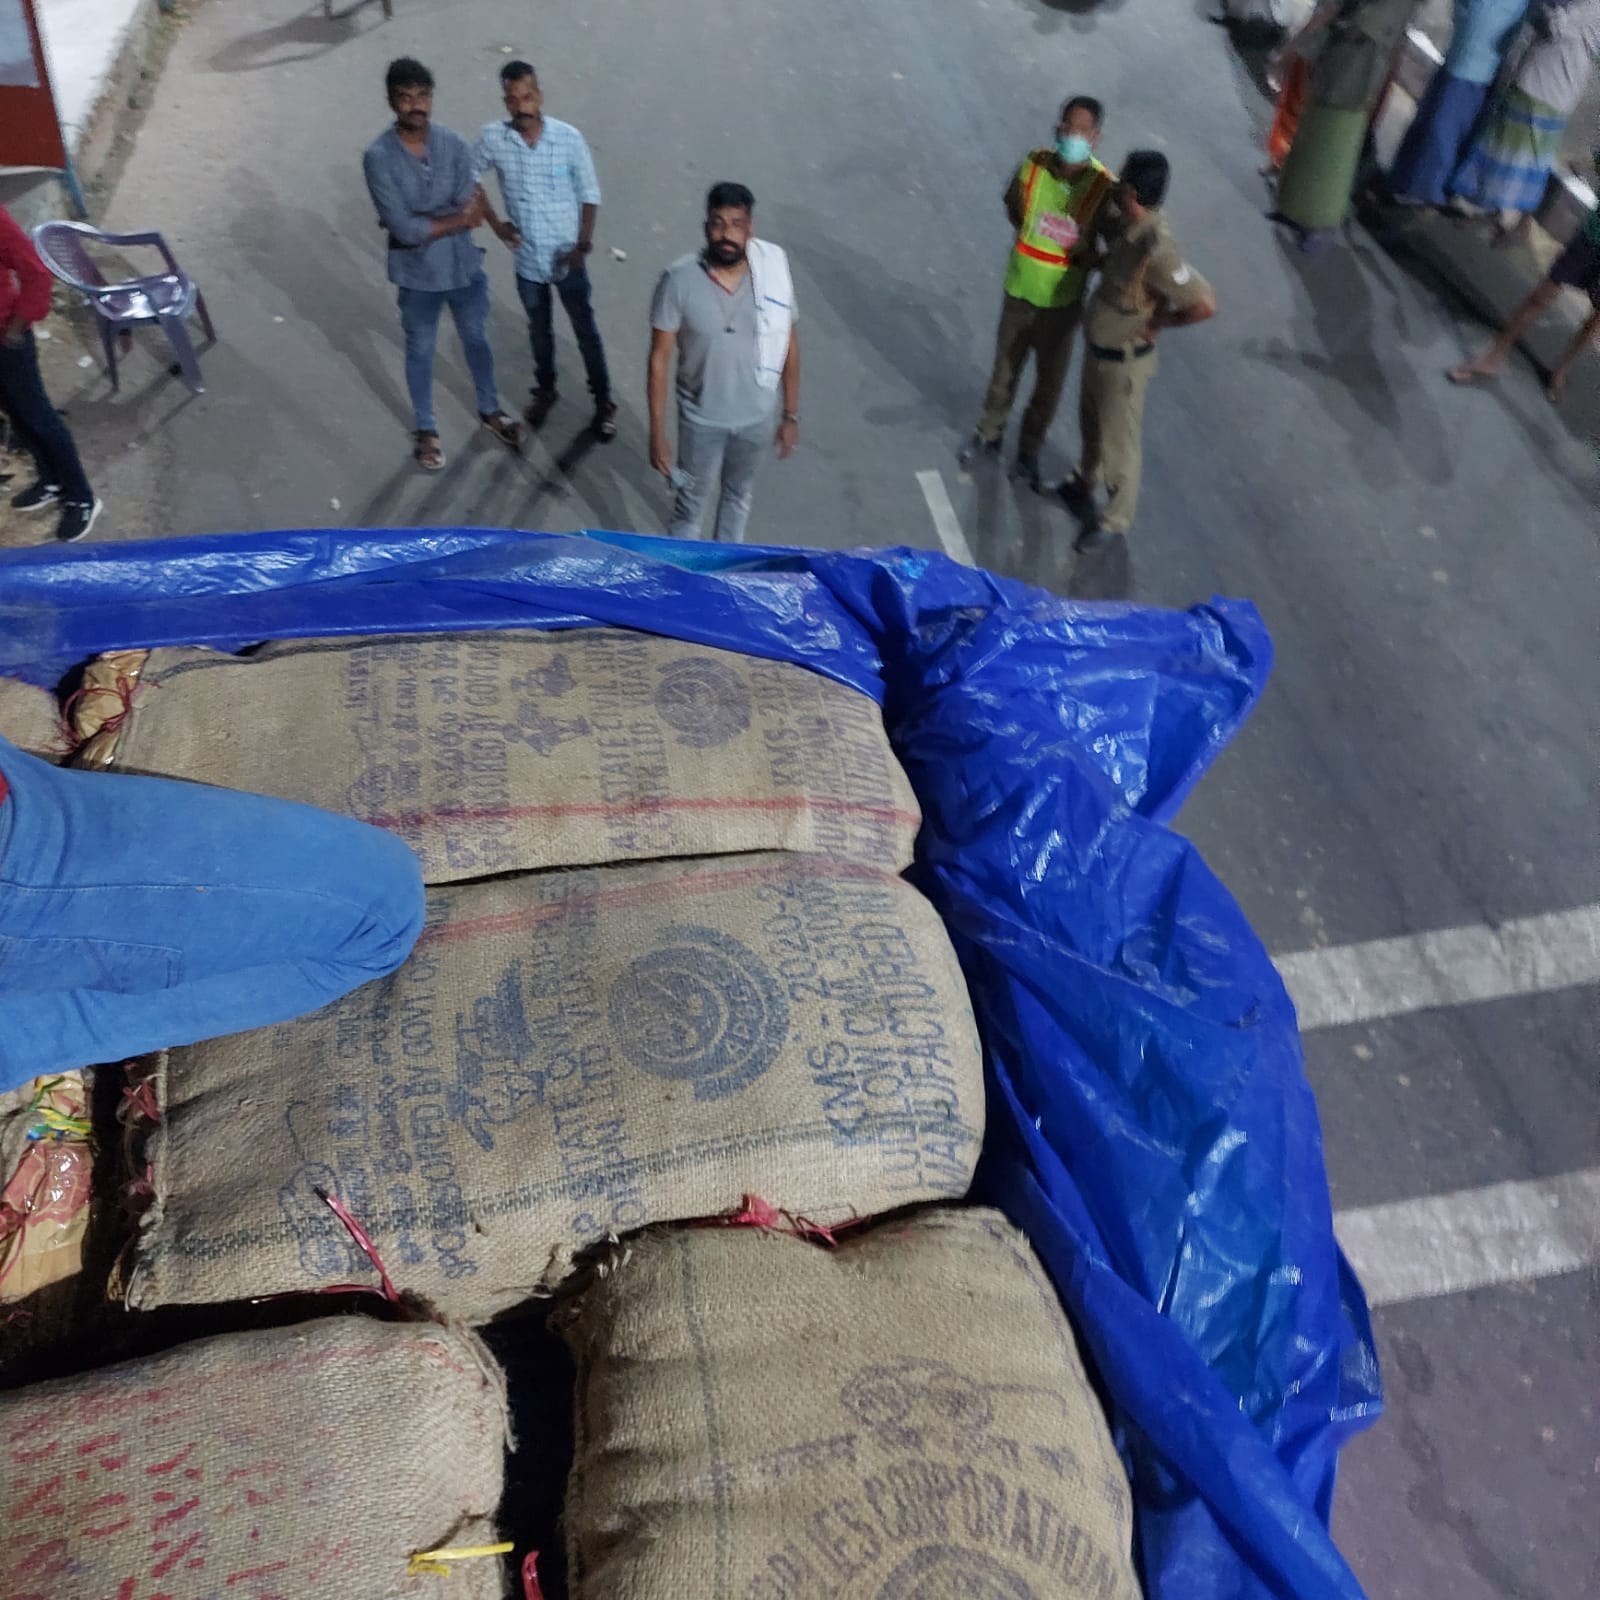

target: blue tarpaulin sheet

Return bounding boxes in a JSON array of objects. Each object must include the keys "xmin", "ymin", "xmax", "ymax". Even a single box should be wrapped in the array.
[{"xmin": 0, "ymin": 528, "xmax": 1381, "ymax": 1600}]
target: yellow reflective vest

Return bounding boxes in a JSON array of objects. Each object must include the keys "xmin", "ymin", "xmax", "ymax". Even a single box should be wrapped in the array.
[{"xmin": 1004, "ymin": 153, "xmax": 1114, "ymax": 309}]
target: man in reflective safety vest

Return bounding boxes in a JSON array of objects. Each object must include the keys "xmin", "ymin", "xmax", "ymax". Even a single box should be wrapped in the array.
[{"xmin": 959, "ymin": 96, "xmax": 1114, "ymax": 490}]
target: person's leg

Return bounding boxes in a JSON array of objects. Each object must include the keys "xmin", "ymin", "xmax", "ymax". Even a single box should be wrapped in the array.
[
  {"xmin": 0, "ymin": 332, "xmax": 93, "ymax": 503},
  {"xmin": 1095, "ymin": 352, "xmax": 1156, "ymax": 535},
  {"xmin": 667, "ymin": 412, "xmax": 728, "ymax": 539},
  {"xmin": 398, "ymin": 286, "xmax": 447, "ymax": 432},
  {"xmin": 556, "ymin": 266, "xmax": 612, "ymax": 407},
  {"xmin": 1066, "ymin": 356, "xmax": 1107, "ymax": 497},
  {"xmin": 447, "ymin": 271, "xmax": 502, "ymax": 418},
  {"xmin": 1447, "ymin": 277, "xmax": 1561, "ymax": 382},
  {"xmin": 516, "ymin": 274, "xmax": 558, "ymax": 398},
  {"xmin": 710, "ymin": 415, "xmax": 772, "ymax": 544},
  {"xmin": 1017, "ymin": 305, "xmax": 1080, "ymax": 468},
  {"xmin": 1545, "ymin": 306, "xmax": 1600, "ymax": 402},
  {"xmin": 0, "ymin": 739, "xmax": 425, "ymax": 1085},
  {"xmin": 974, "ymin": 295, "xmax": 1037, "ymax": 445}
]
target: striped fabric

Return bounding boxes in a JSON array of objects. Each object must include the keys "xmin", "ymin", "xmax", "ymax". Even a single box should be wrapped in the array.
[{"xmin": 1450, "ymin": 86, "xmax": 1568, "ymax": 214}]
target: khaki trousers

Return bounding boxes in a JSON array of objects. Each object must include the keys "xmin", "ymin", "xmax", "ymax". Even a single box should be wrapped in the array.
[
  {"xmin": 976, "ymin": 294, "xmax": 1082, "ymax": 457},
  {"xmin": 1076, "ymin": 345, "xmax": 1157, "ymax": 534}
]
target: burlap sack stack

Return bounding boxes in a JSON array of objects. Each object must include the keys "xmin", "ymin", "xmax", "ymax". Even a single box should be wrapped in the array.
[
  {"xmin": 129, "ymin": 852, "xmax": 985, "ymax": 1318},
  {"xmin": 558, "ymin": 1207, "xmax": 1142, "ymax": 1600},
  {"xmin": 1, "ymin": 1316, "xmax": 510, "ymax": 1598},
  {"xmin": 73, "ymin": 630, "xmax": 922, "ymax": 877}
]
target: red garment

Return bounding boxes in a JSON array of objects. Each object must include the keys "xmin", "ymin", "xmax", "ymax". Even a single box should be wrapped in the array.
[
  {"xmin": 0, "ymin": 207, "xmax": 53, "ymax": 329},
  {"xmin": 0, "ymin": 771, "xmax": 9, "ymax": 804}
]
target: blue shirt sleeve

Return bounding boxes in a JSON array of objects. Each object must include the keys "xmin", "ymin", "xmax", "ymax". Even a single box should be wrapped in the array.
[
  {"xmin": 362, "ymin": 143, "xmax": 432, "ymax": 250},
  {"xmin": 572, "ymin": 129, "xmax": 602, "ymax": 207},
  {"xmin": 472, "ymin": 127, "xmax": 496, "ymax": 184}
]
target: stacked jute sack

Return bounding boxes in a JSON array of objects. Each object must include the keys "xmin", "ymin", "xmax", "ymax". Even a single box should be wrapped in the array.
[
  {"xmin": 0, "ymin": 1317, "xmax": 509, "ymax": 1599},
  {"xmin": 0, "ymin": 673, "xmax": 62, "ymax": 758},
  {"xmin": 40, "ymin": 626, "xmax": 1141, "ymax": 1595}
]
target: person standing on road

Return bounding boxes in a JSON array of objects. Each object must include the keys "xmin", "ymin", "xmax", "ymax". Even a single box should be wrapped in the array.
[
  {"xmin": 1447, "ymin": 148, "xmax": 1600, "ymax": 398},
  {"xmin": 1059, "ymin": 153, "xmax": 1218, "ymax": 554},
  {"xmin": 1384, "ymin": 1, "xmax": 1531, "ymax": 207},
  {"xmin": 647, "ymin": 183, "xmax": 799, "ymax": 543},
  {"xmin": 475, "ymin": 60, "xmax": 617, "ymax": 440},
  {"xmin": 362, "ymin": 56, "xmax": 525, "ymax": 473},
  {"xmin": 958, "ymin": 96, "xmax": 1115, "ymax": 490},
  {"xmin": 1449, "ymin": 0, "xmax": 1600, "ymax": 246},
  {"xmin": 0, "ymin": 206, "xmax": 100, "ymax": 543},
  {"xmin": 1271, "ymin": 0, "xmax": 1418, "ymax": 249}
]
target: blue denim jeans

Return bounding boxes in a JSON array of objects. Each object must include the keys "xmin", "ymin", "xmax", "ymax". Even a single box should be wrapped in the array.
[
  {"xmin": 397, "ymin": 271, "xmax": 500, "ymax": 432},
  {"xmin": 516, "ymin": 267, "xmax": 611, "ymax": 403},
  {"xmin": 0, "ymin": 737, "xmax": 425, "ymax": 1087}
]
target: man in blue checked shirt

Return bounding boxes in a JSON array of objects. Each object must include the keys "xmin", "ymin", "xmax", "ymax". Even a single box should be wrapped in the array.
[{"xmin": 476, "ymin": 61, "xmax": 617, "ymax": 441}]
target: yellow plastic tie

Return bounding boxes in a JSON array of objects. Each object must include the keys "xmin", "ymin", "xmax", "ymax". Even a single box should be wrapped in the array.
[{"xmin": 407, "ymin": 1542, "xmax": 514, "ymax": 1577}]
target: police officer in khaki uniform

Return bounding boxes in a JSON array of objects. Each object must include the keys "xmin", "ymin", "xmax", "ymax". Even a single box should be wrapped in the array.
[{"xmin": 1060, "ymin": 151, "xmax": 1217, "ymax": 553}]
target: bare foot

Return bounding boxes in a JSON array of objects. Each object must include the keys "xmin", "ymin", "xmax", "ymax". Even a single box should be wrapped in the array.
[
  {"xmin": 1543, "ymin": 369, "xmax": 1567, "ymax": 403},
  {"xmin": 1447, "ymin": 360, "xmax": 1500, "ymax": 386}
]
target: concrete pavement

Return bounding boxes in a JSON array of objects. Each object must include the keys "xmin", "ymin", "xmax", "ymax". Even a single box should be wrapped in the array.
[{"xmin": 4, "ymin": 2, "xmax": 1598, "ymax": 1596}]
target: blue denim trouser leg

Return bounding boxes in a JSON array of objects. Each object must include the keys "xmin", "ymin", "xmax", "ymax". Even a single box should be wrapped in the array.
[
  {"xmin": 398, "ymin": 285, "xmax": 446, "ymax": 432},
  {"xmin": 0, "ymin": 737, "xmax": 425, "ymax": 1087},
  {"xmin": 445, "ymin": 271, "xmax": 500, "ymax": 417},
  {"xmin": 399, "ymin": 273, "xmax": 499, "ymax": 430}
]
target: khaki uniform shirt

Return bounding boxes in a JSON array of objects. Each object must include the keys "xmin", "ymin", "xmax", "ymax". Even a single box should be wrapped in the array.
[{"xmin": 1083, "ymin": 204, "xmax": 1212, "ymax": 351}]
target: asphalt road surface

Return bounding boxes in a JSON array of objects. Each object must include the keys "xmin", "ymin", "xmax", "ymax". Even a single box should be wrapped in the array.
[{"xmin": 15, "ymin": 2, "xmax": 1600, "ymax": 1596}]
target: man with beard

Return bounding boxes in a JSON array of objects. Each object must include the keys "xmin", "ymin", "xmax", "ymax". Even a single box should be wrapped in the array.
[
  {"xmin": 362, "ymin": 56, "xmax": 524, "ymax": 472},
  {"xmin": 475, "ymin": 60, "xmax": 616, "ymax": 439},
  {"xmin": 646, "ymin": 182, "xmax": 799, "ymax": 542}
]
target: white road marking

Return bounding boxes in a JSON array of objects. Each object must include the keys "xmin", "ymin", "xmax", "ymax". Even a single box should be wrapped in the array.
[
  {"xmin": 1275, "ymin": 904, "xmax": 1600, "ymax": 1033},
  {"xmin": 916, "ymin": 468, "xmax": 976, "ymax": 566},
  {"xmin": 1334, "ymin": 1170, "xmax": 1600, "ymax": 1309}
]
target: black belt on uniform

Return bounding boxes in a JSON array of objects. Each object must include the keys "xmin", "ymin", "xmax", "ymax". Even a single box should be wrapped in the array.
[{"xmin": 1088, "ymin": 342, "xmax": 1155, "ymax": 362}]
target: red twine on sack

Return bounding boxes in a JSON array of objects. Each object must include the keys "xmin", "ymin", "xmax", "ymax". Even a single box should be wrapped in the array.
[
  {"xmin": 311, "ymin": 1186, "xmax": 402, "ymax": 1304},
  {"xmin": 59, "ymin": 670, "xmax": 146, "ymax": 749},
  {"xmin": 521, "ymin": 1551, "xmax": 545, "ymax": 1600},
  {"xmin": 722, "ymin": 1193, "xmax": 840, "ymax": 1247},
  {"xmin": 247, "ymin": 1188, "xmax": 402, "ymax": 1307},
  {"xmin": 118, "ymin": 1076, "xmax": 161, "ymax": 1126}
]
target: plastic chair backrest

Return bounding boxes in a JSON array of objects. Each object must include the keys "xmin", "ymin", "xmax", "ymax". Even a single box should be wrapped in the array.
[{"xmin": 32, "ymin": 222, "xmax": 111, "ymax": 295}]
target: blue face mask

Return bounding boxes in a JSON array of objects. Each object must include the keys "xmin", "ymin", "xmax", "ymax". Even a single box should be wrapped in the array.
[{"xmin": 1056, "ymin": 133, "xmax": 1092, "ymax": 166}]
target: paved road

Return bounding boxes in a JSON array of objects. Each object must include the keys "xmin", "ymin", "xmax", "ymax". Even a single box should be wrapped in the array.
[{"xmin": 15, "ymin": 1, "xmax": 1600, "ymax": 1596}]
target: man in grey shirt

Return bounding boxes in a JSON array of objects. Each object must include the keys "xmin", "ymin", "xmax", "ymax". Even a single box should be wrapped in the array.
[
  {"xmin": 362, "ymin": 56, "xmax": 524, "ymax": 472},
  {"xmin": 647, "ymin": 182, "xmax": 800, "ymax": 542}
]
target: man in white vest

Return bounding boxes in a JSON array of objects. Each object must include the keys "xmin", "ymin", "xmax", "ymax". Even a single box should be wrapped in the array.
[{"xmin": 647, "ymin": 182, "xmax": 800, "ymax": 542}]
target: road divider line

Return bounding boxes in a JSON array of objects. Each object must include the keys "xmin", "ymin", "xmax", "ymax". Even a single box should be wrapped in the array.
[
  {"xmin": 1275, "ymin": 904, "xmax": 1600, "ymax": 1032},
  {"xmin": 916, "ymin": 468, "xmax": 976, "ymax": 566},
  {"xmin": 1334, "ymin": 1169, "xmax": 1600, "ymax": 1309}
]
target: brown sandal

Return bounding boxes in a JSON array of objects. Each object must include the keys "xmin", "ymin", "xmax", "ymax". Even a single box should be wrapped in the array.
[
  {"xmin": 480, "ymin": 409, "xmax": 526, "ymax": 450},
  {"xmin": 413, "ymin": 430, "xmax": 445, "ymax": 471}
]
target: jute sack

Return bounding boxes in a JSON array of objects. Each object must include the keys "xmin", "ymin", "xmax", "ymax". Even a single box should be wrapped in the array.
[
  {"xmin": 1, "ymin": 1316, "xmax": 509, "ymax": 1599},
  {"xmin": 128, "ymin": 853, "xmax": 984, "ymax": 1320},
  {"xmin": 91, "ymin": 629, "xmax": 921, "ymax": 877},
  {"xmin": 560, "ymin": 1207, "xmax": 1141, "ymax": 1600},
  {"xmin": 0, "ymin": 675, "xmax": 61, "ymax": 758}
]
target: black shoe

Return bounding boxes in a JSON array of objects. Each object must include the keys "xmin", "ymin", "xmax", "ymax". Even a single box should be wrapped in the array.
[
  {"xmin": 1011, "ymin": 453, "xmax": 1042, "ymax": 492},
  {"xmin": 1073, "ymin": 524, "xmax": 1116, "ymax": 555},
  {"xmin": 11, "ymin": 480, "xmax": 60, "ymax": 514},
  {"xmin": 956, "ymin": 433, "xmax": 999, "ymax": 472},
  {"xmin": 1057, "ymin": 473, "xmax": 1093, "ymax": 510},
  {"xmin": 523, "ymin": 387, "xmax": 559, "ymax": 429},
  {"xmin": 55, "ymin": 498, "xmax": 102, "ymax": 543},
  {"xmin": 592, "ymin": 400, "xmax": 618, "ymax": 441}
]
